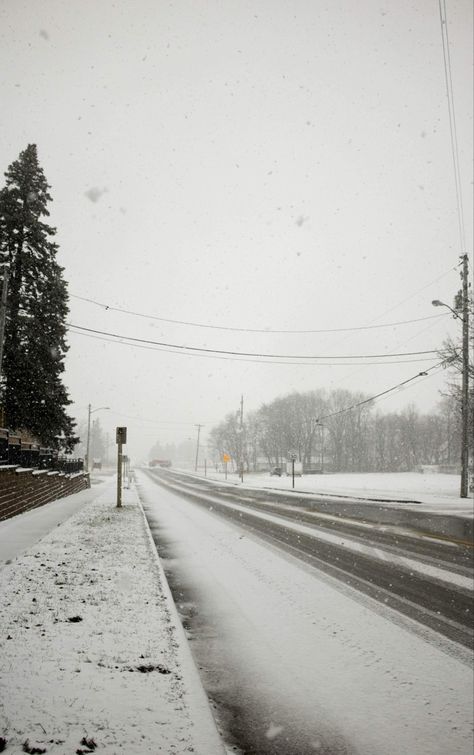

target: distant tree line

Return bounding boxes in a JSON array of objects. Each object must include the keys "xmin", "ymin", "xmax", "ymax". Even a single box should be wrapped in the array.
[
  {"xmin": 208, "ymin": 389, "xmax": 467, "ymax": 474},
  {"xmin": 210, "ymin": 288, "xmax": 473, "ymax": 475},
  {"xmin": 149, "ymin": 438, "xmax": 194, "ymax": 466}
]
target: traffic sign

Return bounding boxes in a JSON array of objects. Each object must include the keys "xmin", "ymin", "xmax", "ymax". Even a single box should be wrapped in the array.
[{"xmin": 116, "ymin": 427, "xmax": 127, "ymax": 444}]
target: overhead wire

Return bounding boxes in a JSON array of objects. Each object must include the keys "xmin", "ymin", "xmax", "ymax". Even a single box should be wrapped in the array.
[
  {"xmin": 69, "ymin": 292, "xmax": 448, "ymax": 335},
  {"xmin": 363, "ymin": 364, "xmax": 448, "ymax": 410},
  {"xmin": 330, "ymin": 313, "xmax": 448, "ymax": 388},
  {"xmin": 343, "ymin": 263, "xmax": 461, "ymax": 329},
  {"xmin": 316, "ymin": 360, "xmax": 449, "ymax": 422},
  {"xmin": 67, "ymin": 322, "xmax": 439, "ymax": 361},
  {"xmin": 106, "ymin": 410, "xmax": 199, "ymax": 426},
  {"xmin": 67, "ymin": 326, "xmax": 439, "ymax": 367},
  {"xmin": 438, "ymin": 0, "xmax": 466, "ymax": 251}
]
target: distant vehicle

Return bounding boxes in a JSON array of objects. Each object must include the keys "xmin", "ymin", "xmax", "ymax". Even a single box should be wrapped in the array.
[
  {"xmin": 270, "ymin": 466, "xmax": 282, "ymax": 476},
  {"xmin": 150, "ymin": 459, "xmax": 172, "ymax": 468},
  {"xmin": 286, "ymin": 460, "xmax": 302, "ymax": 476},
  {"xmin": 92, "ymin": 458, "xmax": 102, "ymax": 470}
]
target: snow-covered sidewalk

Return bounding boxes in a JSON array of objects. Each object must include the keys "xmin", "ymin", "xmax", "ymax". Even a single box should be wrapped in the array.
[{"xmin": 0, "ymin": 480, "xmax": 223, "ymax": 754}]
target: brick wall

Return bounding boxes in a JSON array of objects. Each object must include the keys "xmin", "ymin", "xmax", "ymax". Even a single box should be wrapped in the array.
[{"xmin": 0, "ymin": 467, "xmax": 90, "ymax": 521}]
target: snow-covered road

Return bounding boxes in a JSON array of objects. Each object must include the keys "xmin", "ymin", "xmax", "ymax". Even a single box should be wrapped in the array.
[
  {"xmin": 183, "ymin": 469, "xmax": 473, "ymax": 512},
  {"xmin": 137, "ymin": 469, "xmax": 473, "ymax": 755}
]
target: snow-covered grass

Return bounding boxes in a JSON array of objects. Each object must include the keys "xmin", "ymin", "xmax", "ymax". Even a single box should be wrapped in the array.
[
  {"xmin": 0, "ymin": 480, "xmax": 223, "ymax": 754},
  {"xmin": 189, "ymin": 469, "xmax": 474, "ymax": 513}
]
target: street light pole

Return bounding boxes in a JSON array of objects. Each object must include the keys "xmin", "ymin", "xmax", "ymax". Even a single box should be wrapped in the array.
[{"xmin": 85, "ymin": 404, "xmax": 110, "ymax": 473}]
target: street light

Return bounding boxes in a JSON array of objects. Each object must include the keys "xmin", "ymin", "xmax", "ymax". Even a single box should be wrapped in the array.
[
  {"xmin": 432, "ymin": 299, "xmax": 461, "ymax": 319},
  {"xmin": 85, "ymin": 404, "xmax": 110, "ymax": 473},
  {"xmin": 432, "ymin": 288, "xmax": 470, "ymax": 498}
]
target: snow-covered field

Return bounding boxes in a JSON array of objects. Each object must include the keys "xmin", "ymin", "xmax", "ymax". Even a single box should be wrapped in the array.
[
  {"xmin": 0, "ymin": 479, "xmax": 223, "ymax": 754},
  {"xmin": 189, "ymin": 469, "xmax": 473, "ymax": 513}
]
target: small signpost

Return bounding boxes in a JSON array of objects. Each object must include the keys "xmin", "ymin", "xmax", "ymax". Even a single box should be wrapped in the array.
[
  {"xmin": 290, "ymin": 452, "xmax": 297, "ymax": 489},
  {"xmin": 116, "ymin": 427, "xmax": 127, "ymax": 507},
  {"xmin": 223, "ymin": 453, "xmax": 230, "ymax": 480}
]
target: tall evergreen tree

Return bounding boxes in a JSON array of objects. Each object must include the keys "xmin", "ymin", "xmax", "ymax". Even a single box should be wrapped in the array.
[{"xmin": 0, "ymin": 144, "xmax": 77, "ymax": 450}]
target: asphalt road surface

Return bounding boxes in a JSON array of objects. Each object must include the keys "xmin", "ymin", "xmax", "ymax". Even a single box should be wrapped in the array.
[{"xmin": 137, "ymin": 468, "xmax": 473, "ymax": 755}]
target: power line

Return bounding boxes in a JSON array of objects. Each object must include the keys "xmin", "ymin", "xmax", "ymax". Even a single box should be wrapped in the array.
[
  {"xmin": 316, "ymin": 360, "xmax": 448, "ymax": 422},
  {"xmin": 67, "ymin": 322, "xmax": 439, "ymax": 361},
  {"xmin": 68, "ymin": 327, "xmax": 438, "ymax": 367},
  {"xmin": 351, "ymin": 263, "xmax": 461, "ymax": 328},
  {"xmin": 106, "ymin": 411, "xmax": 200, "ymax": 426},
  {"xmin": 438, "ymin": 0, "xmax": 466, "ymax": 251},
  {"xmin": 69, "ymin": 292, "xmax": 448, "ymax": 335},
  {"xmin": 330, "ymin": 310, "xmax": 448, "ymax": 388},
  {"xmin": 370, "ymin": 365, "xmax": 447, "ymax": 409}
]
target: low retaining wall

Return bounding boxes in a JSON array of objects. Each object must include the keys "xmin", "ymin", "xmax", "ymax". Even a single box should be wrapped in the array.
[{"xmin": 0, "ymin": 466, "xmax": 90, "ymax": 521}]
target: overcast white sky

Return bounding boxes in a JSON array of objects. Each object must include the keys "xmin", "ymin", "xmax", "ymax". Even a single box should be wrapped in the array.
[{"xmin": 1, "ymin": 0, "xmax": 472, "ymax": 462}]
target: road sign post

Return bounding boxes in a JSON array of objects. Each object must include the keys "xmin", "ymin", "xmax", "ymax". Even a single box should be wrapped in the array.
[
  {"xmin": 116, "ymin": 427, "xmax": 127, "ymax": 508},
  {"xmin": 290, "ymin": 452, "xmax": 297, "ymax": 489},
  {"xmin": 223, "ymin": 453, "xmax": 230, "ymax": 480}
]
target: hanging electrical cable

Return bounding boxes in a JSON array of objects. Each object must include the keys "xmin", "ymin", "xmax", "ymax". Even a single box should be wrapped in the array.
[
  {"xmin": 315, "ymin": 359, "xmax": 450, "ymax": 422},
  {"xmin": 69, "ymin": 292, "xmax": 448, "ymax": 335},
  {"xmin": 438, "ymin": 0, "xmax": 466, "ymax": 251},
  {"xmin": 68, "ymin": 326, "xmax": 439, "ymax": 367},
  {"xmin": 66, "ymin": 322, "xmax": 439, "ymax": 361}
]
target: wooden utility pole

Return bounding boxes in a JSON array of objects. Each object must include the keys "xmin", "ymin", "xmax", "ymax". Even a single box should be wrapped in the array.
[{"xmin": 460, "ymin": 254, "xmax": 470, "ymax": 498}]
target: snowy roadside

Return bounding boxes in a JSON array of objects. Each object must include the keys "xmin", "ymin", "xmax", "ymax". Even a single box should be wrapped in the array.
[
  {"xmin": 0, "ymin": 479, "xmax": 224, "ymax": 754},
  {"xmin": 179, "ymin": 469, "xmax": 474, "ymax": 514}
]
